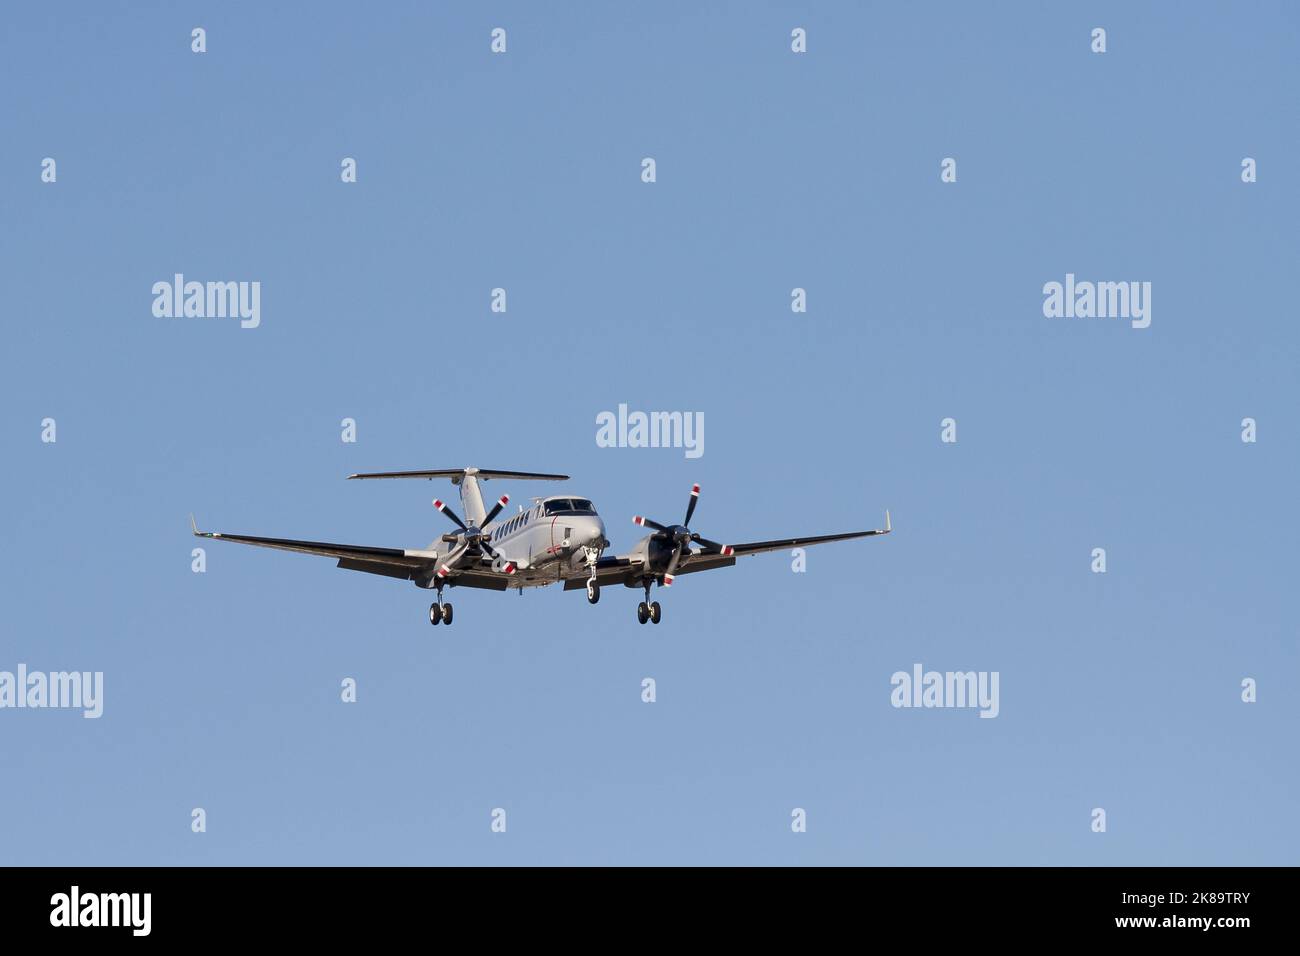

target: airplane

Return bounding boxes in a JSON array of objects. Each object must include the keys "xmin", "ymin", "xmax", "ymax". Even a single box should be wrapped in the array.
[{"xmin": 191, "ymin": 466, "xmax": 891, "ymax": 625}]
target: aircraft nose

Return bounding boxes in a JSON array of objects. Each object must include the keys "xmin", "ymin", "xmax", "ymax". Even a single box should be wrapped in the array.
[{"xmin": 589, "ymin": 516, "xmax": 607, "ymax": 546}]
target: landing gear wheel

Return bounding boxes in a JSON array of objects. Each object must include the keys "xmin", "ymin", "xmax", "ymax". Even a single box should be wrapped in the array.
[
  {"xmin": 587, "ymin": 583, "xmax": 600, "ymax": 605},
  {"xmin": 637, "ymin": 602, "xmax": 649, "ymax": 625},
  {"xmin": 441, "ymin": 603, "xmax": 453, "ymax": 626},
  {"xmin": 429, "ymin": 603, "xmax": 442, "ymax": 626},
  {"xmin": 649, "ymin": 601, "xmax": 662, "ymax": 624}
]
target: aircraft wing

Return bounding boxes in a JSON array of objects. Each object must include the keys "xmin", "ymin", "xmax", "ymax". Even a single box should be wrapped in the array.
[
  {"xmin": 564, "ymin": 517, "xmax": 891, "ymax": 590},
  {"xmin": 445, "ymin": 571, "xmax": 512, "ymax": 591},
  {"xmin": 713, "ymin": 528, "xmax": 887, "ymax": 558},
  {"xmin": 191, "ymin": 517, "xmax": 437, "ymax": 580},
  {"xmin": 677, "ymin": 527, "xmax": 891, "ymax": 575}
]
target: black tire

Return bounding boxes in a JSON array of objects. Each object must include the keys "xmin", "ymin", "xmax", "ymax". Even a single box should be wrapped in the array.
[
  {"xmin": 587, "ymin": 584, "xmax": 600, "ymax": 605},
  {"xmin": 637, "ymin": 601, "xmax": 649, "ymax": 625},
  {"xmin": 429, "ymin": 603, "xmax": 441, "ymax": 626},
  {"xmin": 649, "ymin": 601, "xmax": 662, "ymax": 624},
  {"xmin": 442, "ymin": 603, "xmax": 453, "ymax": 626}
]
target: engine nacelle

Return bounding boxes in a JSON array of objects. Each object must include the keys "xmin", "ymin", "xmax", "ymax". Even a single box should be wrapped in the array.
[{"xmin": 619, "ymin": 534, "xmax": 675, "ymax": 586}]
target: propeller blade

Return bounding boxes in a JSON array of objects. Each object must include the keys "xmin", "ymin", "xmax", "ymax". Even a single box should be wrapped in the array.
[
  {"xmin": 692, "ymin": 534, "xmax": 734, "ymax": 557},
  {"xmin": 433, "ymin": 498, "xmax": 468, "ymax": 531},
  {"xmin": 683, "ymin": 483, "xmax": 700, "ymax": 526},
  {"xmin": 481, "ymin": 494, "xmax": 510, "ymax": 527},
  {"xmin": 663, "ymin": 541, "xmax": 687, "ymax": 586},
  {"xmin": 633, "ymin": 515, "xmax": 670, "ymax": 533},
  {"xmin": 473, "ymin": 536, "xmax": 517, "ymax": 574},
  {"xmin": 434, "ymin": 542, "xmax": 471, "ymax": 579}
]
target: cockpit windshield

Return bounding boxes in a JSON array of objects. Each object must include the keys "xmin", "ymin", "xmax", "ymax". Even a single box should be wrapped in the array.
[{"xmin": 544, "ymin": 498, "xmax": 596, "ymax": 515}]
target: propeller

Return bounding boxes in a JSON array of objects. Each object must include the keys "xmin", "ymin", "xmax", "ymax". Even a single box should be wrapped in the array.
[
  {"xmin": 481, "ymin": 494, "xmax": 511, "ymax": 527},
  {"xmin": 632, "ymin": 483, "xmax": 733, "ymax": 586},
  {"xmin": 432, "ymin": 495, "xmax": 516, "ymax": 577}
]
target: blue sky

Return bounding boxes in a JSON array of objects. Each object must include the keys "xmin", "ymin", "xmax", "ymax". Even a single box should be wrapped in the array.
[{"xmin": 1, "ymin": 1, "xmax": 1296, "ymax": 865}]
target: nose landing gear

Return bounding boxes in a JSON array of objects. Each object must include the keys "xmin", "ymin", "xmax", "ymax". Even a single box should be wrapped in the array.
[{"xmin": 582, "ymin": 545, "xmax": 602, "ymax": 605}]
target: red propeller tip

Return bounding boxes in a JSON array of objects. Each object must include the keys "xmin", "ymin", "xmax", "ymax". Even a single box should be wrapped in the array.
[
  {"xmin": 436, "ymin": 565, "xmax": 451, "ymax": 578},
  {"xmin": 503, "ymin": 563, "xmax": 516, "ymax": 574},
  {"xmin": 633, "ymin": 516, "xmax": 645, "ymax": 526},
  {"xmin": 721, "ymin": 546, "xmax": 734, "ymax": 557},
  {"xmin": 499, "ymin": 495, "xmax": 509, "ymax": 505},
  {"xmin": 663, "ymin": 573, "xmax": 675, "ymax": 586},
  {"xmin": 433, "ymin": 499, "xmax": 445, "ymax": 510},
  {"xmin": 691, "ymin": 484, "xmax": 700, "ymax": 495}
]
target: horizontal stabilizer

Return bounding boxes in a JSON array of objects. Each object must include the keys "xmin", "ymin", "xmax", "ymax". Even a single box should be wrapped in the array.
[{"xmin": 348, "ymin": 467, "xmax": 569, "ymax": 482}]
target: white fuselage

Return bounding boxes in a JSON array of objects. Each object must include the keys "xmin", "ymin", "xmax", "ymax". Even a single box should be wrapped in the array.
[{"xmin": 475, "ymin": 494, "xmax": 607, "ymax": 587}]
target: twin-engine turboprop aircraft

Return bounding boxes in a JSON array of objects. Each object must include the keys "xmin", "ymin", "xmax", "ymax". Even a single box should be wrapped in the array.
[{"xmin": 191, "ymin": 466, "xmax": 891, "ymax": 625}]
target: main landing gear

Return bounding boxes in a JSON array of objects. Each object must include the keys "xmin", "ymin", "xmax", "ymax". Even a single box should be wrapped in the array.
[
  {"xmin": 429, "ymin": 589, "xmax": 454, "ymax": 626},
  {"xmin": 635, "ymin": 580, "xmax": 662, "ymax": 625}
]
